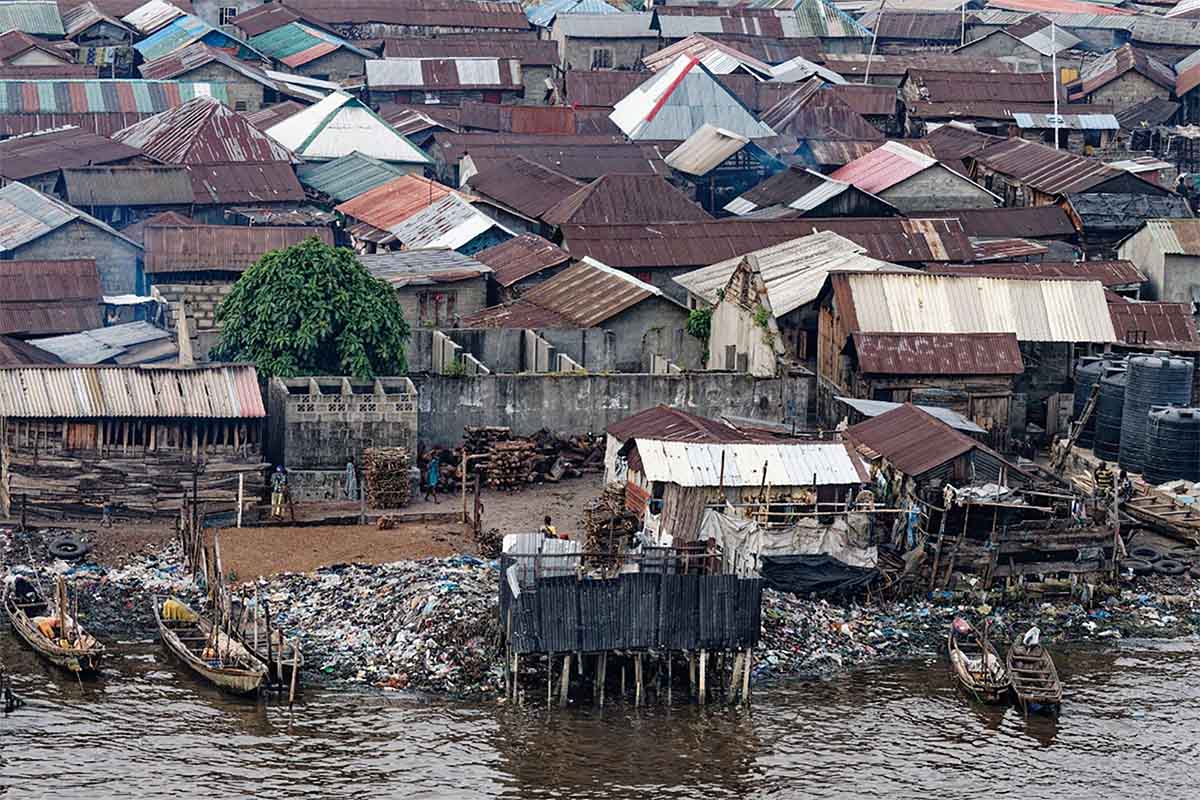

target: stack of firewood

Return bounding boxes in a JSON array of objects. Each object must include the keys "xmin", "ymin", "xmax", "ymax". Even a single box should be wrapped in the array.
[
  {"xmin": 476, "ymin": 527, "xmax": 502, "ymax": 558},
  {"xmin": 583, "ymin": 483, "xmax": 638, "ymax": 554},
  {"xmin": 487, "ymin": 440, "xmax": 537, "ymax": 488},
  {"xmin": 464, "ymin": 426, "xmax": 511, "ymax": 455},
  {"xmin": 363, "ymin": 447, "xmax": 412, "ymax": 509}
]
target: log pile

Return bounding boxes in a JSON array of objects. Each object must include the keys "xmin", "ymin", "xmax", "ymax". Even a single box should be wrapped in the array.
[
  {"xmin": 476, "ymin": 527, "xmax": 502, "ymax": 558},
  {"xmin": 487, "ymin": 440, "xmax": 537, "ymax": 489},
  {"xmin": 583, "ymin": 483, "xmax": 639, "ymax": 555},
  {"xmin": 417, "ymin": 428, "xmax": 605, "ymax": 494},
  {"xmin": 464, "ymin": 426, "xmax": 511, "ymax": 454},
  {"xmin": 363, "ymin": 447, "xmax": 412, "ymax": 509}
]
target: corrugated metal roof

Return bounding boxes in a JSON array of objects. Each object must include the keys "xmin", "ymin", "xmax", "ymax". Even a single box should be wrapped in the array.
[
  {"xmin": 473, "ymin": 233, "xmax": 570, "ymax": 287},
  {"xmin": 387, "ymin": 194, "xmax": 511, "ymax": 250},
  {"xmin": 832, "ymin": 271, "xmax": 1117, "ymax": 342},
  {"xmin": 970, "ymin": 137, "xmax": 1125, "ymax": 195},
  {"xmin": 857, "ymin": 10, "xmax": 960, "ymax": 40},
  {"xmin": 0, "ymin": 259, "xmax": 102, "ymax": 335},
  {"xmin": 112, "ymin": 95, "xmax": 296, "ymax": 165},
  {"xmin": 542, "ymin": 174, "xmax": 713, "ymax": 225},
  {"xmin": 335, "ymin": 174, "xmax": 460, "ymax": 233},
  {"xmin": 986, "ymin": 0, "xmax": 1133, "ymax": 14},
  {"xmin": 265, "ymin": 91, "xmax": 430, "ymax": 164},
  {"xmin": 121, "ymin": 0, "xmax": 184, "ymax": 34},
  {"xmin": 28, "ymin": 321, "xmax": 168, "ymax": 364},
  {"xmin": 664, "ymin": 123, "xmax": 751, "ymax": 176},
  {"xmin": 138, "ymin": 41, "xmax": 278, "ymax": 88},
  {"xmin": 725, "ymin": 166, "xmax": 890, "ymax": 215},
  {"xmin": 0, "ymin": 125, "xmax": 140, "ymax": 181},
  {"xmin": 453, "ymin": 140, "xmax": 666, "ymax": 181},
  {"xmin": 1013, "ymin": 112, "xmax": 1120, "ymax": 130},
  {"xmin": 834, "ymin": 396, "xmax": 986, "ymax": 433},
  {"xmin": 462, "ymin": 256, "xmax": 671, "ymax": 328},
  {"xmin": 1133, "ymin": 218, "xmax": 1200, "ymax": 255},
  {"xmin": 360, "ymin": 248, "xmax": 491, "ymax": 288},
  {"xmin": 607, "ymin": 404, "xmax": 761, "ymax": 443},
  {"xmin": 1167, "ymin": 0, "xmax": 1200, "ymax": 19},
  {"xmin": 61, "ymin": 2, "xmax": 133, "ymax": 37},
  {"xmin": 367, "ymin": 57, "xmax": 522, "ymax": 90},
  {"xmin": 970, "ymin": 236, "xmax": 1048, "ymax": 261},
  {"xmin": 250, "ymin": 21, "xmax": 370, "ymax": 67},
  {"xmin": 763, "ymin": 81, "xmax": 885, "ymax": 141},
  {"xmin": 242, "ymin": 100, "xmax": 306, "ymax": 131},
  {"xmin": 0, "ymin": 28, "xmax": 68, "ymax": 63},
  {"xmin": 527, "ymin": 0, "xmax": 619, "ymax": 27},
  {"xmin": 553, "ymin": 11, "xmax": 653, "ymax": 37},
  {"xmin": 1118, "ymin": 97, "xmax": 1181, "ymax": 129},
  {"xmin": 0, "ymin": 1, "xmax": 64, "ymax": 36},
  {"xmin": 1064, "ymin": 192, "xmax": 1193, "ymax": 232},
  {"xmin": 134, "ymin": 13, "xmax": 261, "ymax": 64},
  {"xmin": 1017, "ymin": 23, "xmax": 1082, "ymax": 55},
  {"xmin": 674, "ymin": 230, "xmax": 906, "ymax": 316},
  {"xmin": 943, "ymin": 205, "xmax": 1076, "ymax": 238},
  {"xmin": 609, "ymin": 55, "xmax": 774, "ymax": 141},
  {"xmin": 823, "ymin": 53, "xmax": 1015, "ymax": 79},
  {"xmin": 61, "ymin": 165, "xmax": 194, "ymax": 206},
  {"xmin": 465, "ymin": 156, "xmax": 583, "ymax": 220},
  {"xmin": 186, "ymin": 162, "xmax": 305, "ymax": 205},
  {"xmin": 0, "ymin": 180, "xmax": 138, "ymax": 252},
  {"xmin": 933, "ymin": 259, "xmax": 1146, "ymax": 286},
  {"xmin": 829, "ymin": 141, "xmax": 938, "ymax": 194},
  {"xmin": 0, "ymin": 363, "xmax": 266, "ymax": 417},
  {"xmin": 0, "ymin": 80, "xmax": 229, "ymax": 115},
  {"xmin": 283, "ymin": 0, "xmax": 532, "ymax": 30},
  {"xmin": 381, "ymin": 34, "xmax": 557, "ymax": 64},
  {"xmin": 144, "ymin": 223, "xmax": 333, "ymax": 272},
  {"xmin": 844, "ymin": 403, "xmax": 983, "ymax": 477},
  {"xmin": 296, "ymin": 151, "xmax": 407, "ymax": 203},
  {"xmin": 627, "ymin": 439, "xmax": 863, "ymax": 487},
  {"xmin": 1108, "ymin": 299, "xmax": 1199, "ymax": 345},
  {"xmin": 850, "ymin": 332, "xmax": 1024, "ymax": 375},
  {"xmin": 1067, "ymin": 44, "xmax": 1176, "ymax": 101},
  {"xmin": 643, "ymin": 34, "xmax": 774, "ymax": 78},
  {"xmin": 904, "ymin": 68, "xmax": 1063, "ymax": 105}
]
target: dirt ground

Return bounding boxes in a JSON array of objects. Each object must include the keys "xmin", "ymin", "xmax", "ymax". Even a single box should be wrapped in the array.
[{"xmin": 407, "ymin": 472, "xmax": 604, "ymax": 538}]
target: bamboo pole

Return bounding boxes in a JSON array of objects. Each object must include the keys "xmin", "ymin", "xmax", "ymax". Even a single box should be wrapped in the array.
[
  {"xmin": 699, "ymin": 649, "xmax": 707, "ymax": 706},
  {"xmin": 742, "ymin": 647, "xmax": 752, "ymax": 706},
  {"xmin": 288, "ymin": 642, "xmax": 299, "ymax": 706},
  {"xmin": 236, "ymin": 473, "xmax": 244, "ymax": 528},
  {"xmin": 559, "ymin": 653, "xmax": 571, "ymax": 708}
]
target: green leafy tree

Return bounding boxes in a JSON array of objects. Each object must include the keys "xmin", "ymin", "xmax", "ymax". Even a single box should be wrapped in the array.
[{"xmin": 212, "ymin": 238, "xmax": 410, "ymax": 379}]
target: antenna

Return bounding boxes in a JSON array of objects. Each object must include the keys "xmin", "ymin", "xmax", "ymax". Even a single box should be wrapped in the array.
[{"xmin": 864, "ymin": 0, "xmax": 884, "ymax": 85}]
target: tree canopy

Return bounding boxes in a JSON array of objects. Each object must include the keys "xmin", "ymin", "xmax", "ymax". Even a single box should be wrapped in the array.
[{"xmin": 213, "ymin": 238, "xmax": 410, "ymax": 379}]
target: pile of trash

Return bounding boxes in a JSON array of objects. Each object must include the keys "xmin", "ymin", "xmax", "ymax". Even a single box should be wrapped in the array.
[{"xmin": 250, "ymin": 556, "xmax": 503, "ymax": 695}]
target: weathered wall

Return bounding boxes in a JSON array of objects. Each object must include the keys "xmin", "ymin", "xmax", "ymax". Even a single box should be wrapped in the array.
[
  {"xmin": 298, "ymin": 48, "xmax": 367, "ymax": 81},
  {"xmin": 394, "ymin": 276, "xmax": 488, "ymax": 328},
  {"xmin": 522, "ymin": 65, "xmax": 554, "ymax": 101},
  {"xmin": 175, "ymin": 62, "xmax": 266, "ymax": 111},
  {"xmin": 1083, "ymin": 71, "xmax": 1170, "ymax": 109},
  {"xmin": 1117, "ymin": 228, "xmax": 1168, "ymax": 300},
  {"xmin": 412, "ymin": 371, "xmax": 810, "ymax": 446},
  {"xmin": 193, "ymin": 0, "xmax": 259, "ymax": 27},
  {"xmin": 880, "ymin": 166, "xmax": 996, "ymax": 212},
  {"xmin": 12, "ymin": 219, "xmax": 141, "ymax": 294},
  {"xmin": 557, "ymin": 35, "xmax": 658, "ymax": 70},
  {"xmin": 1163, "ymin": 253, "xmax": 1200, "ymax": 304}
]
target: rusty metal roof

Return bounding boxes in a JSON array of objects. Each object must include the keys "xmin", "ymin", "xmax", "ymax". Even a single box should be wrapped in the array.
[
  {"xmin": 1115, "ymin": 97, "xmax": 1180, "ymax": 129},
  {"xmin": 1067, "ymin": 44, "xmax": 1175, "ymax": 100},
  {"xmin": 242, "ymin": 100, "xmax": 307, "ymax": 131},
  {"xmin": 462, "ymin": 257, "xmax": 677, "ymax": 329},
  {"xmin": 0, "ymin": 180, "xmax": 138, "ymax": 252},
  {"xmin": 903, "ymin": 68, "xmax": 1064, "ymax": 105},
  {"xmin": 0, "ymin": 363, "xmax": 266, "ymax": 418},
  {"xmin": 335, "ymin": 174, "xmax": 459, "ymax": 233},
  {"xmin": 0, "ymin": 336, "xmax": 61, "ymax": 366},
  {"xmin": 0, "ymin": 259, "xmax": 102, "ymax": 335},
  {"xmin": 0, "ymin": 125, "xmax": 140, "ymax": 180},
  {"xmin": 969, "ymin": 237, "xmax": 1048, "ymax": 262},
  {"xmin": 143, "ymin": 224, "xmax": 333, "ymax": 273},
  {"xmin": 230, "ymin": 3, "xmax": 307, "ymax": 37},
  {"xmin": 436, "ymin": 133, "xmax": 668, "ymax": 180},
  {"xmin": 368, "ymin": 56, "xmax": 524, "ymax": 91},
  {"xmin": 606, "ymin": 404, "xmax": 761, "ymax": 443},
  {"xmin": 0, "ymin": 64, "xmax": 99, "ymax": 78},
  {"xmin": 1130, "ymin": 218, "xmax": 1200, "ymax": 255},
  {"xmin": 296, "ymin": 151, "xmax": 408, "ymax": 203},
  {"xmin": 933, "ymin": 260, "xmax": 1146, "ymax": 287},
  {"xmin": 382, "ymin": 34, "xmax": 557, "ymax": 64},
  {"xmin": 724, "ymin": 165, "xmax": 898, "ymax": 216},
  {"xmin": 563, "ymin": 70, "xmax": 648, "ymax": 107},
  {"xmin": 970, "ymin": 138, "xmax": 1127, "ymax": 195},
  {"xmin": 542, "ymin": 173, "xmax": 713, "ymax": 226},
  {"xmin": 937, "ymin": 205, "xmax": 1077, "ymax": 238},
  {"xmin": 359, "ymin": 248, "xmax": 491, "ymax": 288},
  {"xmin": 857, "ymin": 10, "xmax": 961, "ymax": 40},
  {"xmin": 458, "ymin": 103, "xmax": 578, "ymax": 135},
  {"xmin": 112, "ymin": 95, "xmax": 297, "ymax": 165},
  {"xmin": 828, "ymin": 84, "xmax": 898, "ymax": 117},
  {"xmin": 844, "ymin": 403, "xmax": 986, "ymax": 477},
  {"xmin": 473, "ymin": 233, "xmax": 570, "ymax": 287},
  {"xmin": 761, "ymin": 79, "xmax": 885, "ymax": 142},
  {"xmin": 823, "ymin": 53, "xmax": 1015, "ymax": 79},
  {"xmin": 186, "ymin": 162, "xmax": 305, "ymax": 205},
  {"xmin": 465, "ymin": 156, "xmax": 583, "ymax": 220},
  {"xmin": 0, "ymin": 79, "xmax": 230, "ymax": 118},
  {"xmin": 830, "ymin": 141, "xmax": 943, "ymax": 194},
  {"xmin": 919, "ymin": 123, "xmax": 1004, "ymax": 165},
  {"xmin": 282, "ymin": 0, "xmax": 531, "ymax": 29},
  {"xmin": 0, "ymin": 28, "xmax": 69, "ymax": 62},
  {"xmin": 138, "ymin": 41, "xmax": 280, "ymax": 89},
  {"xmin": 850, "ymin": 332, "xmax": 1024, "ymax": 375},
  {"xmin": 61, "ymin": 1, "xmax": 134, "ymax": 37},
  {"xmin": 61, "ymin": 165, "xmax": 194, "ymax": 206},
  {"xmin": 1108, "ymin": 299, "xmax": 1199, "ymax": 346}
]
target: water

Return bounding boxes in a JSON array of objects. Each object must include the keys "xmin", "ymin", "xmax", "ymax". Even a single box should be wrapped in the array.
[{"xmin": 3, "ymin": 633, "xmax": 1199, "ymax": 799}]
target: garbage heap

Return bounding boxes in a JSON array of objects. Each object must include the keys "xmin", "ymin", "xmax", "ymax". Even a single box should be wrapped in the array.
[{"xmin": 252, "ymin": 556, "xmax": 503, "ymax": 695}]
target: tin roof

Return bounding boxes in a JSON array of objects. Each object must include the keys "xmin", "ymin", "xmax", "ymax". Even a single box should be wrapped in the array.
[
  {"xmin": 1130, "ymin": 218, "xmax": 1200, "ymax": 255},
  {"xmin": 359, "ymin": 248, "xmax": 491, "ymax": 288},
  {"xmin": 134, "ymin": 13, "xmax": 261, "ymax": 64},
  {"xmin": 844, "ymin": 403, "xmax": 991, "ymax": 477},
  {"xmin": 642, "ymin": 34, "xmax": 773, "ymax": 77},
  {"xmin": 296, "ymin": 151, "xmax": 408, "ymax": 203},
  {"xmin": 443, "ymin": 138, "xmax": 668, "ymax": 181},
  {"xmin": 564, "ymin": 69, "xmax": 657, "ymax": 107},
  {"xmin": 1064, "ymin": 192, "xmax": 1194, "ymax": 232},
  {"xmin": 0, "ymin": 1, "xmax": 64, "ymax": 36},
  {"xmin": 1108, "ymin": 299, "xmax": 1199, "ymax": 345},
  {"xmin": 933, "ymin": 260, "xmax": 1146, "ymax": 287},
  {"xmin": 850, "ymin": 331, "xmax": 1024, "ymax": 375},
  {"xmin": 823, "ymin": 53, "xmax": 1015, "ymax": 79},
  {"xmin": 0, "ymin": 363, "xmax": 266, "ymax": 418},
  {"xmin": 473, "ymin": 233, "xmax": 570, "ymax": 287},
  {"xmin": 387, "ymin": 194, "xmax": 512, "ymax": 250},
  {"xmin": 0, "ymin": 64, "xmax": 99, "ymax": 78},
  {"xmin": 760, "ymin": 79, "xmax": 885, "ymax": 141},
  {"xmin": 461, "ymin": 256, "xmax": 673, "ymax": 329},
  {"xmin": 828, "ymin": 84, "xmax": 898, "ymax": 117},
  {"xmin": 0, "ymin": 79, "xmax": 229, "ymax": 117},
  {"xmin": 542, "ymin": 173, "xmax": 713, "ymax": 226},
  {"xmin": 674, "ymin": 230, "xmax": 906, "ymax": 316},
  {"xmin": 112, "ymin": 95, "xmax": 296, "ymax": 165},
  {"xmin": 664, "ymin": 123, "xmax": 752, "ymax": 176},
  {"xmin": 0, "ymin": 29, "xmax": 67, "ymax": 63},
  {"xmin": 940, "ymin": 205, "xmax": 1076, "ymax": 238},
  {"xmin": 230, "ymin": 3, "xmax": 308, "ymax": 37},
  {"xmin": 904, "ymin": 68, "xmax": 1064, "ymax": 105},
  {"xmin": 830, "ymin": 140, "xmax": 941, "ymax": 194},
  {"xmin": 61, "ymin": 1, "xmax": 133, "ymax": 37},
  {"xmin": 1116, "ymin": 97, "xmax": 1180, "ymax": 130},
  {"xmin": 60, "ymin": 165, "xmax": 194, "ymax": 206},
  {"xmin": 25, "ymin": 321, "xmax": 169, "ymax": 365},
  {"xmin": 143, "ymin": 223, "xmax": 334, "ymax": 272},
  {"xmin": 857, "ymin": 10, "xmax": 961, "ymax": 40},
  {"xmin": 625, "ymin": 439, "xmax": 863, "ymax": 487},
  {"xmin": 265, "ymin": 91, "xmax": 430, "ymax": 164},
  {"xmin": 0, "ymin": 180, "xmax": 138, "ymax": 252},
  {"xmin": 464, "ymin": 156, "xmax": 583, "ymax": 220},
  {"xmin": 0, "ymin": 125, "xmax": 139, "ymax": 180},
  {"xmin": 609, "ymin": 55, "xmax": 775, "ymax": 141},
  {"xmin": 987, "ymin": 0, "xmax": 1133, "ymax": 13},
  {"xmin": 970, "ymin": 137, "xmax": 1127, "ymax": 195},
  {"xmin": 527, "ymin": 0, "xmax": 620, "ymax": 27},
  {"xmin": 1067, "ymin": 44, "xmax": 1176, "ymax": 100},
  {"xmin": 1013, "ymin": 112, "xmax": 1120, "ymax": 130},
  {"xmin": 381, "ymin": 34, "xmax": 557, "ymax": 64},
  {"xmin": 242, "ymin": 100, "xmax": 306, "ymax": 131},
  {"xmin": 250, "ymin": 21, "xmax": 370, "ymax": 68},
  {"xmin": 0, "ymin": 259, "xmax": 102, "ymax": 335},
  {"xmin": 829, "ymin": 271, "xmax": 1117, "ymax": 342},
  {"xmin": 283, "ymin": 0, "xmax": 531, "ymax": 29},
  {"xmin": 186, "ymin": 162, "xmax": 305, "ymax": 205},
  {"xmin": 724, "ymin": 165, "xmax": 898, "ymax": 216},
  {"xmin": 137, "ymin": 42, "xmax": 277, "ymax": 90},
  {"xmin": 1174, "ymin": 47, "xmax": 1200, "ymax": 96},
  {"xmin": 606, "ymin": 404, "xmax": 760, "ymax": 444},
  {"xmin": 121, "ymin": 0, "xmax": 184, "ymax": 34},
  {"xmin": 554, "ymin": 11, "xmax": 653, "ymax": 37},
  {"xmin": 457, "ymin": 103, "xmax": 578, "ymax": 135},
  {"xmin": 335, "ymin": 174, "xmax": 459, "ymax": 233},
  {"xmin": 366, "ymin": 57, "xmax": 522, "ymax": 91},
  {"xmin": 834, "ymin": 396, "xmax": 986, "ymax": 433}
]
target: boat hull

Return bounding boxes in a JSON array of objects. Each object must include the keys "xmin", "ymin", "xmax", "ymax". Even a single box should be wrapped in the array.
[
  {"xmin": 153, "ymin": 596, "xmax": 267, "ymax": 696},
  {"xmin": 3, "ymin": 588, "xmax": 105, "ymax": 675}
]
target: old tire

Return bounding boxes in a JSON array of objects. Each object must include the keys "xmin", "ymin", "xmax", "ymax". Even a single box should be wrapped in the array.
[
  {"xmin": 1189, "ymin": 565, "xmax": 1200, "ymax": 579},
  {"xmin": 47, "ymin": 535, "xmax": 91, "ymax": 561},
  {"xmin": 1153, "ymin": 558, "xmax": 1188, "ymax": 577},
  {"xmin": 1122, "ymin": 559, "xmax": 1153, "ymax": 576},
  {"xmin": 1129, "ymin": 545, "xmax": 1165, "ymax": 563}
]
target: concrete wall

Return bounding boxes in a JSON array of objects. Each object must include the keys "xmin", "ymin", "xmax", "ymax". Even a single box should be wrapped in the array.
[
  {"xmin": 193, "ymin": 0, "xmax": 259, "ymax": 27},
  {"xmin": 412, "ymin": 371, "xmax": 811, "ymax": 446},
  {"xmin": 12, "ymin": 220, "xmax": 141, "ymax": 294},
  {"xmin": 174, "ymin": 62, "xmax": 267, "ymax": 111},
  {"xmin": 556, "ymin": 35, "xmax": 658, "ymax": 70},
  {"xmin": 1082, "ymin": 71, "xmax": 1170, "ymax": 109},
  {"xmin": 395, "ymin": 276, "xmax": 488, "ymax": 328},
  {"xmin": 298, "ymin": 48, "xmax": 367, "ymax": 81},
  {"xmin": 154, "ymin": 282, "xmax": 232, "ymax": 361},
  {"xmin": 1117, "ymin": 227, "xmax": 1168, "ymax": 300},
  {"xmin": 880, "ymin": 166, "xmax": 996, "ymax": 212},
  {"xmin": 523, "ymin": 65, "xmax": 554, "ymax": 102},
  {"xmin": 1163, "ymin": 253, "xmax": 1200, "ymax": 305}
]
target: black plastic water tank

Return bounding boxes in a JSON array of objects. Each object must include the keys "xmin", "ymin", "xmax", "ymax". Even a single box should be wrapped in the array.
[
  {"xmin": 1073, "ymin": 358, "xmax": 1121, "ymax": 448},
  {"xmin": 1119, "ymin": 353, "xmax": 1194, "ymax": 473},
  {"xmin": 1144, "ymin": 406, "xmax": 1200, "ymax": 484},
  {"xmin": 1094, "ymin": 369, "xmax": 1127, "ymax": 462}
]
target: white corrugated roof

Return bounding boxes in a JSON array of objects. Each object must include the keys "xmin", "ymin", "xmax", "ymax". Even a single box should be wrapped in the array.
[
  {"xmin": 631, "ymin": 440, "xmax": 863, "ymax": 487},
  {"xmin": 674, "ymin": 230, "xmax": 908, "ymax": 316},
  {"xmin": 387, "ymin": 194, "xmax": 511, "ymax": 249},
  {"xmin": 834, "ymin": 397, "xmax": 987, "ymax": 433},
  {"xmin": 840, "ymin": 272, "xmax": 1117, "ymax": 343},
  {"xmin": 664, "ymin": 123, "xmax": 750, "ymax": 176},
  {"xmin": 265, "ymin": 91, "xmax": 430, "ymax": 164}
]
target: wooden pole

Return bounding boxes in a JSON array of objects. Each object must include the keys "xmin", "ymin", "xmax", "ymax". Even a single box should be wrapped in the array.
[
  {"xmin": 667, "ymin": 655, "xmax": 673, "ymax": 705},
  {"xmin": 728, "ymin": 651, "xmax": 744, "ymax": 706},
  {"xmin": 620, "ymin": 663, "xmax": 626, "ymax": 701},
  {"xmin": 559, "ymin": 653, "xmax": 571, "ymax": 708},
  {"xmin": 742, "ymin": 647, "xmax": 752, "ymax": 706},
  {"xmin": 635, "ymin": 653, "xmax": 643, "ymax": 707},
  {"xmin": 513, "ymin": 653, "xmax": 520, "ymax": 705},
  {"xmin": 547, "ymin": 654, "xmax": 553, "ymax": 709},
  {"xmin": 236, "ymin": 473, "xmax": 244, "ymax": 529},
  {"xmin": 598, "ymin": 652, "xmax": 607, "ymax": 708},
  {"xmin": 461, "ymin": 450, "xmax": 468, "ymax": 523},
  {"xmin": 288, "ymin": 642, "xmax": 299, "ymax": 706},
  {"xmin": 699, "ymin": 649, "xmax": 707, "ymax": 706}
]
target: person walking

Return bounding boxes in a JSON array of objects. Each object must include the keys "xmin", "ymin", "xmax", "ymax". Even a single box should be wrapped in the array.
[
  {"xmin": 424, "ymin": 453, "xmax": 440, "ymax": 504},
  {"xmin": 271, "ymin": 465, "xmax": 288, "ymax": 519}
]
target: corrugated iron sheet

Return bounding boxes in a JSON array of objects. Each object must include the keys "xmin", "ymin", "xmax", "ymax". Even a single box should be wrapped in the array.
[
  {"xmin": 904, "ymin": 69, "xmax": 1063, "ymax": 105},
  {"xmin": 0, "ymin": 126, "xmax": 140, "ymax": 181},
  {"xmin": 382, "ymin": 34, "xmax": 557, "ymax": 64},
  {"xmin": 933, "ymin": 260, "xmax": 1146, "ymax": 287},
  {"xmin": 335, "ymin": 174, "xmax": 458, "ymax": 232},
  {"xmin": 541, "ymin": 174, "xmax": 713, "ymax": 226},
  {"xmin": 970, "ymin": 237, "xmax": 1049, "ymax": 261},
  {"xmin": 1013, "ymin": 112, "xmax": 1120, "ymax": 130},
  {"xmin": 986, "ymin": 0, "xmax": 1133, "ymax": 14},
  {"xmin": 970, "ymin": 138, "xmax": 1124, "ymax": 195},
  {"xmin": 1108, "ymin": 300, "xmax": 1199, "ymax": 345},
  {"xmin": 629, "ymin": 440, "xmax": 863, "ymax": 487},
  {"xmin": 606, "ymin": 404, "xmax": 760, "ymax": 443},
  {"xmin": 833, "ymin": 271, "xmax": 1117, "ymax": 343},
  {"xmin": 829, "ymin": 140, "xmax": 939, "ymax": 194},
  {"xmin": 944, "ymin": 205, "xmax": 1076, "ymax": 238},
  {"xmin": 664, "ymin": 123, "xmax": 751, "ymax": 176},
  {"xmin": 0, "ymin": 181, "xmax": 137, "ymax": 252},
  {"xmin": 61, "ymin": 2, "xmax": 133, "ymax": 37},
  {"xmin": 113, "ymin": 95, "xmax": 296, "ymax": 165},
  {"xmin": 643, "ymin": 34, "xmax": 773, "ymax": 77},
  {"xmin": 283, "ymin": 0, "xmax": 532, "ymax": 29},
  {"xmin": 858, "ymin": 10, "xmax": 960, "ymax": 40},
  {"xmin": 850, "ymin": 332, "xmax": 1024, "ymax": 375},
  {"xmin": 144, "ymin": 224, "xmax": 333, "ymax": 272},
  {"xmin": 250, "ymin": 21, "xmax": 369, "ymax": 67},
  {"xmin": 134, "ymin": 13, "xmax": 248, "ymax": 63},
  {"xmin": 387, "ymin": 194, "xmax": 509, "ymax": 250},
  {"xmin": 0, "ymin": 258, "xmax": 102, "ymax": 336},
  {"xmin": 823, "ymin": 53, "xmax": 1015, "ymax": 79},
  {"xmin": 0, "ymin": 363, "xmax": 265, "ymax": 418},
  {"xmin": 138, "ymin": 41, "xmax": 276, "ymax": 88},
  {"xmin": 297, "ymin": 151, "xmax": 407, "ymax": 203},
  {"xmin": 242, "ymin": 100, "xmax": 306, "ymax": 131},
  {"xmin": 121, "ymin": 0, "xmax": 185, "ymax": 34},
  {"xmin": 1135, "ymin": 218, "xmax": 1200, "ymax": 255},
  {"xmin": 367, "ymin": 57, "xmax": 522, "ymax": 90},
  {"xmin": 61, "ymin": 165, "xmax": 194, "ymax": 206},
  {"xmin": 465, "ymin": 156, "xmax": 583, "ymax": 220},
  {"xmin": 265, "ymin": 92, "xmax": 430, "ymax": 164},
  {"xmin": 0, "ymin": 80, "xmax": 229, "ymax": 115},
  {"xmin": 360, "ymin": 248, "xmax": 491, "ymax": 287},
  {"xmin": 553, "ymin": 11, "xmax": 654, "ymax": 37},
  {"xmin": 526, "ymin": 0, "xmax": 618, "ymax": 27},
  {"xmin": 473, "ymin": 233, "xmax": 570, "ymax": 287},
  {"xmin": 834, "ymin": 396, "xmax": 986, "ymax": 433},
  {"xmin": 186, "ymin": 162, "xmax": 304, "ymax": 205},
  {"xmin": 1067, "ymin": 44, "xmax": 1176, "ymax": 100},
  {"xmin": 0, "ymin": 1, "xmax": 65, "ymax": 36},
  {"xmin": 844, "ymin": 403, "xmax": 980, "ymax": 477}
]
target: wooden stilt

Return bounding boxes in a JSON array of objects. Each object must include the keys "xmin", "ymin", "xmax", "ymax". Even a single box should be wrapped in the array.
[
  {"xmin": 667, "ymin": 654, "xmax": 673, "ymax": 705},
  {"xmin": 620, "ymin": 663, "xmax": 626, "ymax": 701},
  {"xmin": 742, "ymin": 647, "xmax": 752, "ymax": 706},
  {"xmin": 634, "ymin": 654, "xmax": 643, "ymax": 707},
  {"xmin": 547, "ymin": 654, "xmax": 553, "ymax": 709},
  {"xmin": 559, "ymin": 653, "xmax": 571, "ymax": 708},
  {"xmin": 699, "ymin": 649, "xmax": 707, "ymax": 706},
  {"xmin": 728, "ymin": 651, "xmax": 744, "ymax": 706},
  {"xmin": 599, "ymin": 652, "xmax": 607, "ymax": 708}
]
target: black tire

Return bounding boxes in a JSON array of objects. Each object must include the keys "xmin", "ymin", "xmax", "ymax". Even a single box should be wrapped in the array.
[
  {"xmin": 1189, "ymin": 565, "xmax": 1200, "ymax": 579},
  {"xmin": 47, "ymin": 535, "xmax": 91, "ymax": 561},
  {"xmin": 1122, "ymin": 559, "xmax": 1153, "ymax": 576},
  {"xmin": 1169, "ymin": 547, "xmax": 1199, "ymax": 563},
  {"xmin": 1154, "ymin": 558, "xmax": 1188, "ymax": 577},
  {"xmin": 1129, "ymin": 545, "xmax": 1165, "ymax": 563}
]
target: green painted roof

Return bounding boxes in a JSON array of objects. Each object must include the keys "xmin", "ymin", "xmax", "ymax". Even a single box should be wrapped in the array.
[{"xmin": 296, "ymin": 151, "xmax": 408, "ymax": 202}]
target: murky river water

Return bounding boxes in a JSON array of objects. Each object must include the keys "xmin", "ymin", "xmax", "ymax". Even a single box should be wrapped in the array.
[{"xmin": 2, "ymin": 632, "xmax": 1198, "ymax": 799}]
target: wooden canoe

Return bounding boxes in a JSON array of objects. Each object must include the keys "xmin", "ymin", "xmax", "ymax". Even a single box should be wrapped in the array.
[
  {"xmin": 947, "ymin": 617, "xmax": 1011, "ymax": 705},
  {"xmin": 1007, "ymin": 642, "xmax": 1062, "ymax": 715},
  {"xmin": 152, "ymin": 596, "xmax": 267, "ymax": 695},
  {"xmin": 3, "ymin": 577, "xmax": 105, "ymax": 674}
]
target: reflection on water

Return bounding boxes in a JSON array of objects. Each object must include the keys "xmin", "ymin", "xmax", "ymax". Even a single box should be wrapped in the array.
[{"xmin": 2, "ymin": 632, "xmax": 1198, "ymax": 799}]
